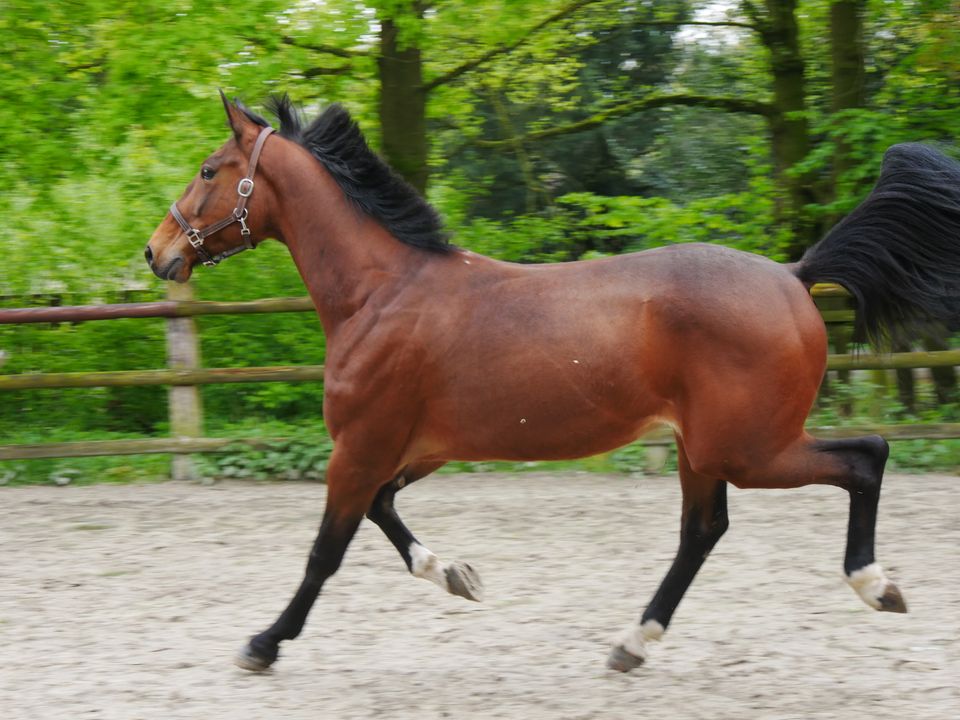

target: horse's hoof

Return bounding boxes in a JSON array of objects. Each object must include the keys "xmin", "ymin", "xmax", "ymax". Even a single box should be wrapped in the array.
[
  {"xmin": 234, "ymin": 643, "xmax": 277, "ymax": 672},
  {"xmin": 846, "ymin": 563, "xmax": 908, "ymax": 613},
  {"xmin": 607, "ymin": 644, "xmax": 644, "ymax": 673},
  {"xmin": 878, "ymin": 582, "xmax": 908, "ymax": 613},
  {"xmin": 445, "ymin": 561, "xmax": 484, "ymax": 602}
]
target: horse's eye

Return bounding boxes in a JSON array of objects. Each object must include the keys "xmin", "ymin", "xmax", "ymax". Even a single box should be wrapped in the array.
[{"xmin": 201, "ymin": 166, "xmax": 216, "ymax": 181}]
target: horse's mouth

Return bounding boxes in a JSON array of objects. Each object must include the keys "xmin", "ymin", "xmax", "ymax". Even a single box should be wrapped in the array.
[{"xmin": 158, "ymin": 256, "xmax": 184, "ymax": 281}]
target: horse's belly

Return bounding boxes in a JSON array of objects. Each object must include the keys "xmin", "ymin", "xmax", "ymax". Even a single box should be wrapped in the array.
[{"xmin": 419, "ymin": 368, "xmax": 669, "ymax": 462}]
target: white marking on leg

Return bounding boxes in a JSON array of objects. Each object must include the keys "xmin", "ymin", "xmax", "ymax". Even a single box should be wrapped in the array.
[
  {"xmin": 846, "ymin": 562, "xmax": 890, "ymax": 609},
  {"xmin": 408, "ymin": 542, "xmax": 484, "ymax": 601},
  {"xmin": 408, "ymin": 542, "xmax": 449, "ymax": 591},
  {"xmin": 616, "ymin": 619, "xmax": 665, "ymax": 660}
]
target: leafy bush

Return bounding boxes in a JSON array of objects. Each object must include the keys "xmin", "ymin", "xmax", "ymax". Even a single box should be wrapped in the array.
[{"xmin": 200, "ymin": 437, "xmax": 334, "ymax": 482}]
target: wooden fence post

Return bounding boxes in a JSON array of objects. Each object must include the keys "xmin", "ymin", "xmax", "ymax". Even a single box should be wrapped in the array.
[{"xmin": 166, "ymin": 281, "xmax": 203, "ymax": 481}]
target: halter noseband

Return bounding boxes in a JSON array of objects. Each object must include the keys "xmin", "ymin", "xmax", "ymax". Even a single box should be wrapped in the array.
[{"xmin": 169, "ymin": 125, "xmax": 274, "ymax": 267}]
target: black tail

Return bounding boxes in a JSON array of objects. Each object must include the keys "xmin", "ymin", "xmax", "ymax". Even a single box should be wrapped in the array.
[{"xmin": 795, "ymin": 143, "xmax": 960, "ymax": 346}]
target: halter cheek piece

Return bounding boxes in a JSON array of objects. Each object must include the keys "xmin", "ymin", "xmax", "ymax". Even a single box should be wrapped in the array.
[{"xmin": 169, "ymin": 125, "xmax": 274, "ymax": 267}]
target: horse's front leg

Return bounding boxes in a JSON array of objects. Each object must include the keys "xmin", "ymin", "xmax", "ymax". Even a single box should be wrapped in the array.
[
  {"xmin": 366, "ymin": 462, "xmax": 483, "ymax": 602},
  {"xmin": 235, "ymin": 447, "xmax": 391, "ymax": 672}
]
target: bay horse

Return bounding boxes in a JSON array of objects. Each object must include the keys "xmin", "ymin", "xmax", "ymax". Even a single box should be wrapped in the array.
[{"xmin": 146, "ymin": 93, "xmax": 960, "ymax": 673}]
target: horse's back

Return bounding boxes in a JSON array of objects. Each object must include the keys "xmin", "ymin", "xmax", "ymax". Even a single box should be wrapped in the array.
[
  {"xmin": 405, "ymin": 243, "xmax": 825, "ymax": 465},
  {"xmin": 637, "ymin": 243, "xmax": 824, "ymax": 355}
]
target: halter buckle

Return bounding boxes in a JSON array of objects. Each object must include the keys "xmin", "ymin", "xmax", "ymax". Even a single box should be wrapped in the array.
[
  {"xmin": 186, "ymin": 229, "xmax": 217, "ymax": 267},
  {"xmin": 186, "ymin": 229, "xmax": 204, "ymax": 249},
  {"xmin": 237, "ymin": 178, "xmax": 255, "ymax": 197}
]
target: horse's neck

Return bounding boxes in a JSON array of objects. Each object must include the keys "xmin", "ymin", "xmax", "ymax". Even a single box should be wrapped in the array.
[{"xmin": 272, "ymin": 163, "xmax": 421, "ymax": 337}]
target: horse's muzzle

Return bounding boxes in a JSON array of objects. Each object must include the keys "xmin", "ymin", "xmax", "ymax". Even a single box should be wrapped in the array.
[
  {"xmin": 159, "ymin": 256, "xmax": 184, "ymax": 281},
  {"xmin": 146, "ymin": 250, "xmax": 184, "ymax": 281}
]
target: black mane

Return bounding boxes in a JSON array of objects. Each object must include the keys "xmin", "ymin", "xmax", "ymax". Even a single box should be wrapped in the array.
[{"xmin": 238, "ymin": 96, "xmax": 450, "ymax": 253}]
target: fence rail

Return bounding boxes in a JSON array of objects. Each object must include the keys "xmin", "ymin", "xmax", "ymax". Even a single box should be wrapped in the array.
[
  {"xmin": 0, "ymin": 296, "xmax": 315, "ymax": 324},
  {"xmin": 4, "ymin": 350, "xmax": 960, "ymax": 392},
  {"xmin": 0, "ymin": 437, "xmax": 283, "ymax": 461},
  {"xmin": 1, "ymin": 284, "xmax": 957, "ymax": 469},
  {"xmin": 3, "ymin": 422, "xmax": 960, "ymax": 463},
  {"xmin": 0, "ymin": 365, "xmax": 327, "ymax": 390}
]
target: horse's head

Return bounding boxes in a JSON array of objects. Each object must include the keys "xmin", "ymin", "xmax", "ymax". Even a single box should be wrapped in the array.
[{"xmin": 146, "ymin": 93, "xmax": 277, "ymax": 282}]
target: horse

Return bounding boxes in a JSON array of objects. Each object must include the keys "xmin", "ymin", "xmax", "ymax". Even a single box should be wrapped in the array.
[{"xmin": 146, "ymin": 92, "xmax": 960, "ymax": 673}]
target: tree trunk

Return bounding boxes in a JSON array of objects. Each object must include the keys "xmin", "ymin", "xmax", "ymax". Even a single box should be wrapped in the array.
[
  {"xmin": 829, "ymin": 0, "xmax": 867, "ymax": 212},
  {"xmin": 762, "ymin": 0, "xmax": 817, "ymax": 260},
  {"xmin": 378, "ymin": 8, "xmax": 429, "ymax": 194},
  {"xmin": 829, "ymin": 0, "xmax": 869, "ymax": 413}
]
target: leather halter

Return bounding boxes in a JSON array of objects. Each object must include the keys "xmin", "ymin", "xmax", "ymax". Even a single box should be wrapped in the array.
[{"xmin": 169, "ymin": 125, "xmax": 274, "ymax": 267}]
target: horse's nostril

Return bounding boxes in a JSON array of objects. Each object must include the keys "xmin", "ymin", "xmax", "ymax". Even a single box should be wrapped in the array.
[{"xmin": 144, "ymin": 245, "xmax": 154, "ymax": 264}]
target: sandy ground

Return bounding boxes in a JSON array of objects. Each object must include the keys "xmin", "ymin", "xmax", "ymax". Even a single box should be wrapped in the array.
[{"xmin": 0, "ymin": 471, "xmax": 957, "ymax": 720}]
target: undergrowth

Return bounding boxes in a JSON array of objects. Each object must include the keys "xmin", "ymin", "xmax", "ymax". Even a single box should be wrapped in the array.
[{"xmin": 2, "ymin": 374, "xmax": 958, "ymax": 485}]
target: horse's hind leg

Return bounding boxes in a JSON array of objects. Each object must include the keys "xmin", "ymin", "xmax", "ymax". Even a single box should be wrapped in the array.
[
  {"xmin": 608, "ymin": 438, "xmax": 728, "ymax": 672},
  {"xmin": 703, "ymin": 431, "xmax": 906, "ymax": 612},
  {"xmin": 366, "ymin": 461, "xmax": 483, "ymax": 602},
  {"xmin": 802, "ymin": 435, "xmax": 906, "ymax": 612}
]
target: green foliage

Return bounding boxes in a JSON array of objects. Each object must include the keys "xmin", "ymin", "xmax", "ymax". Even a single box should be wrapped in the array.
[
  {"xmin": 0, "ymin": 434, "xmax": 171, "ymax": 487},
  {"xmin": 810, "ymin": 374, "xmax": 960, "ymax": 473},
  {"xmin": 190, "ymin": 244, "xmax": 328, "ymax": 422},
  {"xmin": 3, "ymin": 0, "xmax": 960, "ymax": 484},
  {"xmin": 557, "ymin": 182, "xmax": 788, "ymax": 257},
  {"xmin": 201, "ymin": 437, "xmax": 334, "ymax": 482},
  {"xmin": 0, "ymin": 303, "xmax": 168, "ymax": 434},
  {"xmin": 609, "ymin": 442, "xmax": 678, "ymax": 475}
]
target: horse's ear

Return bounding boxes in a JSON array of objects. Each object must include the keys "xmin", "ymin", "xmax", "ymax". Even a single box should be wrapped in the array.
[{"xmin": 219, "ymin": 89, "xmax": 247, "ymax": 140}]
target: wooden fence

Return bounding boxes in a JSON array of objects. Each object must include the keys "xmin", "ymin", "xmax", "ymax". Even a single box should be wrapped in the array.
[{"xmin": 1, "ymin": 285, "xmax": 958, "ymax": 478}]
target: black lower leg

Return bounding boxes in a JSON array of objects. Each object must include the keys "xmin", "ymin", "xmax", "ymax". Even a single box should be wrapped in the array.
[
  {"xmin": 640, "ymin": 479, "xmax": 729, "ymax": 630},
  {"xmin": 366, "ymin": 466, "xmax": 483, "ymax": 603},
  {"xmin": 813, "ymin": 435, "xmax": 889, "ymax": 574},
  {"xmin": 366, "ymin": 462, "xmax": 443, "ymax": 572},
  {"xmin": 813, "ymin": 434, "xmax": 905, "ymax": 612},
  {"xmin": 608, "ymin": 474, "xmax": 728, "ymax": 672},
  {"xmin": 241, "ymin": 510, "xmax": 362, "ymax": 668},
  {"xmin": 366, "ymin": 481, "xmax": 418, "ymax": 570}
]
